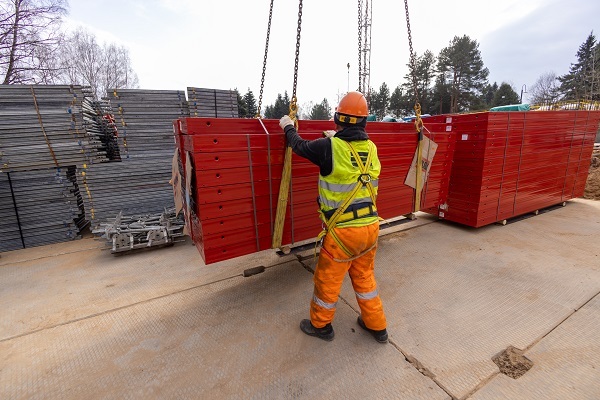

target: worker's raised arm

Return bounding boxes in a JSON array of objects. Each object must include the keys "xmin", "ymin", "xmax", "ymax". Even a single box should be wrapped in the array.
[{"xmin": 279, "ymin": 116, "xmax": 332, "ymax": 176}]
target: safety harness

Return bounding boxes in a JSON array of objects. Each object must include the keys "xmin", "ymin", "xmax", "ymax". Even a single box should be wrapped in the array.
[{"xmin": 316, "ymin": 141, "xmax": 379, "ymax": 260}]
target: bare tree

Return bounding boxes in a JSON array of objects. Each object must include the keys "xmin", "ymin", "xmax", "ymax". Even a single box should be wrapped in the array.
[
  {"xmin": 101, "ymin": 42, "xmax": 139, "ymax": 96},
  {"xmin": 1, "ymin": 0, "xmax": 67, "ymax": 84},
  {"xmin": 298, "ymin": 101, "xmax": 314, "ymax": 120},
  {"xmin": 529, "ymin": 72, "xmax": 561, "ymax": 105},
  {"xmin": 58, "ymin": 27, "xmax": 139, "ymax": 98},
  {"xmin": 58, "ymin": 28, "xmax": 101, "ymax": 93}
]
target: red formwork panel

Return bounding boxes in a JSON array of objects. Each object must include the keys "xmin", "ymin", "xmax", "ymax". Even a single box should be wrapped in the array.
[
  {"xmin": 176, "ymin": 117, "xmax": 456, "ymax": 264},
  {"xmin": 441, "ymin": 110, "xmax": 600, "ymax": 227}
]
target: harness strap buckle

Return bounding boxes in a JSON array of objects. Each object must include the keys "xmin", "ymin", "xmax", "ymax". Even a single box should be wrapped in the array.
[{"xmin": 358, "ymin": 173, "xmax": 371, "ymax": 185}]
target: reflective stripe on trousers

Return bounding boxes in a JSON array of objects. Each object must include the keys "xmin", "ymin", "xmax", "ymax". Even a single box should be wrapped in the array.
[
  {"xmin": 310, "ymin": 222, "xmax": 387, "ymax": 331},
  {"xmin": 355, "ymin": 288, "xmax": 378, "ymax": 300}
]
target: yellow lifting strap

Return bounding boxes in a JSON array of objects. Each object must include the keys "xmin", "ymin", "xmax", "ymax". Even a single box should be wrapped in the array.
[
  {"xmin": 271, "ymin": 112, "xmax": 295, "ymax": 249},
  {"xmin": 271, "ymin": 0, "xmax": 304, "ymax": 250},
  {"xmin": 414, "ymin": 105, "xmax": 424, "ymax": 212}
]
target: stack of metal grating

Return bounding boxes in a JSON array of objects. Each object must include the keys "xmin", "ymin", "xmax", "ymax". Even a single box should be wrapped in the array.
[
  {"xmin": 187, "ymin": 87, "xmax": 239, "ymax": 117},
  {"xmin": 0, "ymin": 85, "xmax": 93, "ymax": 251},
  {"xmin": 2, "ymin": 167, "xmax": 85, "ymax": 250},
  {"xmin": 80, "ymin": 89, "xmax": 190, "ymax": 230},
  {"xmin": 1, "ymin": 85, "xmax": 241, "ymax": 253},
  {"xmin": 81, "ymin": 98, "xmax": 121, "ymax": 162},
  {"xmin": 0, "ymin": 172, "xmax": 22, "ymax": 251},
  {"xmin": 0, "ymin": 85, "xmax": 97, "ymax": 171}
]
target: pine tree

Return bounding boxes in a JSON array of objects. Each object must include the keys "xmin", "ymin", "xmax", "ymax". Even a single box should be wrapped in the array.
[
  {"xmin": 430, "ymin": 74, "xmax": 452, "ymax": 115},
  {"xmin": 264, "ymin": 92, "xmax": 290, "ymax": 119},
  {"xmin": 370, "ymin": 82, "xmax": 390, "ymax": 119},
  {"xmin": 481, "ymin": 82, "xmax": 498, "ymax": 109},
  {"xmin": 491, "ymin": 83, "xmax": 520, "ymax": 106},
  {"xmin": 308, "ymin": 98, "xmax": 332, "ymax": 120},
  {"xmin": 558, "ymin": 32, "xmax": 600, "ymax": 101},
  {"xmin": 235, "ymin": 89, "xmax": 248, "ymax": 117},
  {"xmin": 437, "ymin": 35, "xmax": 489, "ymax": 113},
  {"xmin": 402, "ymin": 50, "xmax": 436, "ymax": 114},
  {"xmin": 243, "ymin": 89, "xmax": 257, "ymax": 117},
  {"xmin": 389, "ymin": 86, "xmax": 412, "ymax": 118}
]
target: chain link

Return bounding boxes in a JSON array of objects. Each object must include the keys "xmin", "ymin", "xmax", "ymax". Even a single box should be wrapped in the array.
[
  {"xmin": 404, "ymin": 0, "xmax": 422, "ymax": 132},
  {"xmin": 357, "ymin": 0, "xmax": 363, "ymax": 93},
  {"xmin": 289, "ymin": 0, "xmax": 303, "ymax": 128},
  {"xmin": 256, "ymin": 0, "xmax": 275, "ymax": 118}
]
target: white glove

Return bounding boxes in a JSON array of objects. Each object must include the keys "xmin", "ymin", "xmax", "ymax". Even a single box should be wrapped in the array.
[
  {"xmin": 279, "ymin": 115, "xmax": 294, "ymax": 129},
  {"xmin": 323, "ymin": 130, "xmax": 336, "ymax": 138}
]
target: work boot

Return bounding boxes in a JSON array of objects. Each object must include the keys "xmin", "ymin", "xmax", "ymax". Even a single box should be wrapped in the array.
[
  {"xmin": 357, "ymin": 315, "xmax": 388, "ymax": 343},
  {"xmin": 299, "ymin": 319, "xmax": 334, "ymax": 341}
]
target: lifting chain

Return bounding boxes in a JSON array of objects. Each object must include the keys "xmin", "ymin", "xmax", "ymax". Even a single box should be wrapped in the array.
[
  {"xmin": 288, "ymin": 0, "xmax": 303, "ymax": 129},
  {"xmin": 404, "ymin": 0, "xmax": 424, "ymax": 213},
  {"xmin": 256, "ymin": 0, "xmax": 275, "ymax": 118},
  {"xmin": 357, "ymin": 0, "xmax": 363, "ymax": 93},
  {"xmin": 403, "ymin": 0, "xmax": 423, "ymax": 133},
  {"xmin": 273, "ymin": 0, "xmax": 304, "ymax": 250}
]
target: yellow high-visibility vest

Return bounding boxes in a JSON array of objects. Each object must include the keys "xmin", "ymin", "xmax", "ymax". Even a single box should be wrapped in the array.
[{"xmin": 318, "ymin": 137, "xmax": 381, "ymax": 228}]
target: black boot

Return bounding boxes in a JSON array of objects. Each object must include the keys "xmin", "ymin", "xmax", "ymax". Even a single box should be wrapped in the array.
[
  {"xmin": 357, "ymin": 315, "xmax": 388, "ymax": 343},
  {"xmin": 299, "ymin": 319, "xmax": 334, "ymax": 341}
]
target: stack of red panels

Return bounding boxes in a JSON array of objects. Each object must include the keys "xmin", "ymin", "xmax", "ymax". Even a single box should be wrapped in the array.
[
  {"xmin": 443, "ymin": 110, "xmax": 600, "ymax": 227},
  {"xmin": 175, "ymin": 118, "xmax": 456, "ymax": 264}
]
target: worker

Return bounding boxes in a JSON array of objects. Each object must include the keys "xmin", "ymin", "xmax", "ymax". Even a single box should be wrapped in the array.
[{"xmin": 278, "ymin": 91, "xmax": 388, "ymax": 343}]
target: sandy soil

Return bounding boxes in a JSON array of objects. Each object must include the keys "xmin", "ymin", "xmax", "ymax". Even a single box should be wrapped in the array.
[
  {"xmin": 584, "ymin": 153, "xmax": 600, "ymax": 200},
  {"xmin": 492, "ymin": 346, "xmax": 534, "ymax": 379}
]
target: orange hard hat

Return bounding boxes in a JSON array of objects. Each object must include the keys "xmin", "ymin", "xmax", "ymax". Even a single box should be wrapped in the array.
[{"xmin": 336, "ymin": 91, "xmax": 368, "ymax": 117}]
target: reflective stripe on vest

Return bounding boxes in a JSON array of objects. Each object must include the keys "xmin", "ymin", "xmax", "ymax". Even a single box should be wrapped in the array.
[
  {"xmin": 312, "ymin": 294, "xmax": 337, "ymax": 309},
  {"xmin": 318, "ymin": 137, "xmax": 381, "ymax": 220},
  {"xmin": 319, "ymin": 195, "xmax": 376, "ymax": 210},
  {"xmin": 319, "ymin": 179, "xmax": 379, "ymax": 193},
  {"xmin": 355, "ymin": 289, "xmax": 379, "ymax": 300}
]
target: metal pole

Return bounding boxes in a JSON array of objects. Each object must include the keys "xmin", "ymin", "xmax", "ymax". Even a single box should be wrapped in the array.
[
  {"xmin": 520, "ymin": 84, "xmax": 527, "ymax": 104},
  {"xmin": 347, "ymin": 62, "xmax": 350, "ymax": 92}
]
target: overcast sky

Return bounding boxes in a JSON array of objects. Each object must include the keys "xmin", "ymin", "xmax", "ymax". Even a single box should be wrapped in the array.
[{"xmin": 66, "ymin": 0, "xmax": 600, "ymax": 110}]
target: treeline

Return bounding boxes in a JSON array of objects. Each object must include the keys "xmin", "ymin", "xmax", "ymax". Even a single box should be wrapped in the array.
[
  {"xmin": 244, "ymin": 32, "xmax": 600, "ymax": 120},
  {"xmin": 1, "ymin": 0, "xmax": 139, "ymax": 98},
  {"xmin": 235, "ymin": 89, "xmax": 333, "ymax": 120}
]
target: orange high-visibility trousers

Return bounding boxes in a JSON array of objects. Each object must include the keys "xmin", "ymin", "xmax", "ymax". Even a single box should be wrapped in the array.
[{"xmin": 310, "ymin": 221, "xmax": 387, "ymax": 331}]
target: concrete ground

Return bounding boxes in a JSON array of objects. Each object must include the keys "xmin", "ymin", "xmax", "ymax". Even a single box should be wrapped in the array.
[{"xmin": 1, "ymin": 199, "xmax": 599, "ymax": 399}]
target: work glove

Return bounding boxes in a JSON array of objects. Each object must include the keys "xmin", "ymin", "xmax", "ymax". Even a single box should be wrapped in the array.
[
  {"xmin": 323, "ymin": 130, "xmax": 336, "ymax": 138},
  {"xmin": 279, "ymin": 115, "xmax": 294, "ymax": 129}
]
